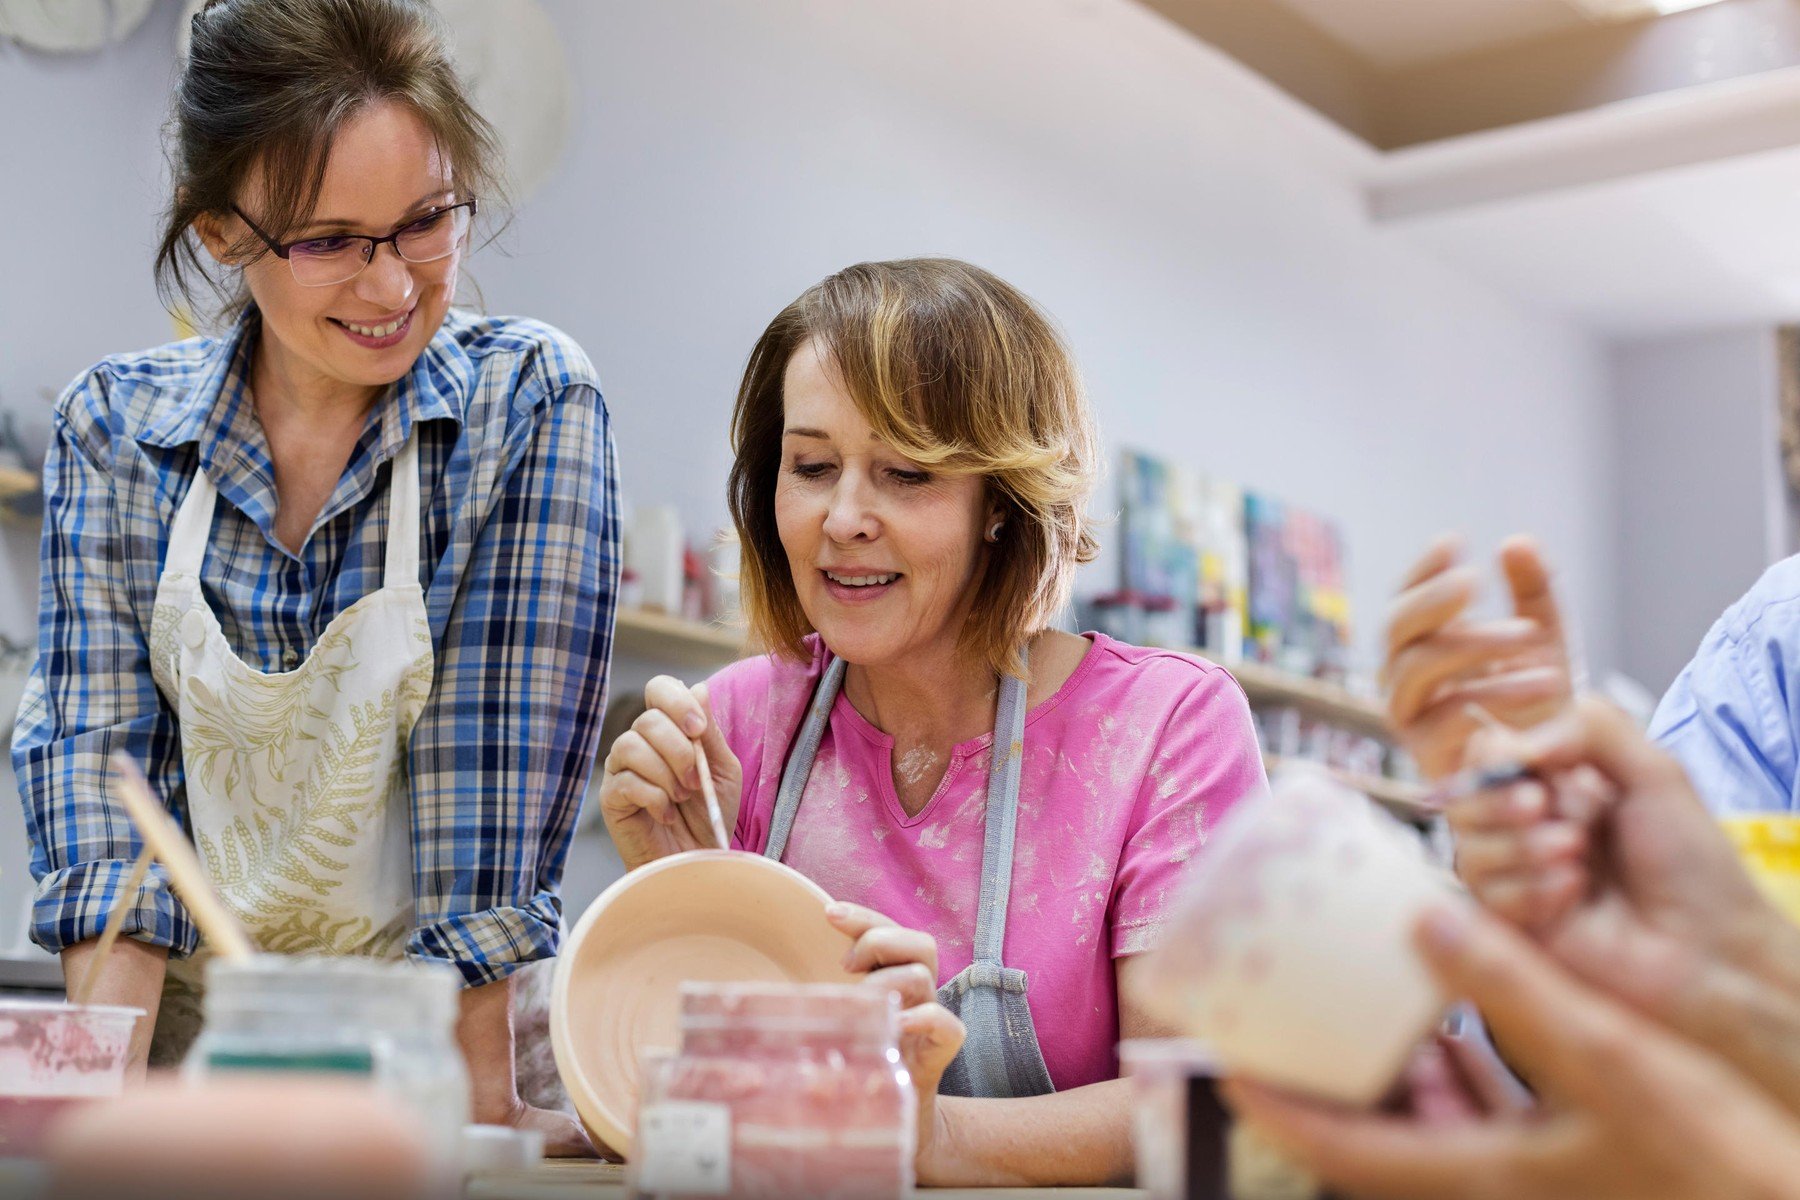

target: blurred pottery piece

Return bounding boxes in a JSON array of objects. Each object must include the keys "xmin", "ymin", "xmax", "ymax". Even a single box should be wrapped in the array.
[
  {"xmin": 1134, "ymin": 768, "xmax": 1459, "ymax": 1106},
  {"xmin": 45, "ymin": 1078, "xmax": 431, "ymax": 1200}
]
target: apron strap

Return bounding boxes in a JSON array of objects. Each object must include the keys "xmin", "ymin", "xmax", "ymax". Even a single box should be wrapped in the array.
[
  {"xmin": 165, "ymin": 467, "xmax": 220, "ymax": 578},
  {"xmin": 971, "ymin": 649, "xmax": 1028, "ymax": 967},
  {"xmin": 764, "ymin": 653, "xmax": 847, "ymax": 863},
  {"xmin": 383, "ymin": 435, "xmax": 421, "ymax": 590}
]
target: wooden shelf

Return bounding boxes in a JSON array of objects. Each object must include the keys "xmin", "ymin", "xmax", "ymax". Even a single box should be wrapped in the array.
[
  {"xmin": 0, "ymin": 464, "xmax": 37, "ymax": 505},
  {"xmin": 602, "ymin": 616, "xmax": 1428, "ymax": 815},
  {"xmin": 1264, "ymin": 754, "xmax": 1433, "ymax": 821},
  {"xmin": 1226, "ymin": 657, "xmax": 1390, "ymax": 741},
  {"xmin": 0, "ymin": 950, "xmax": 65, "ymax": 991},
  {"xmin": 612, "ymin": 607, "xmax": 747, "ymax": 669},
  {"xmin": 607, "ymin": 617, "xmax": 1398, "ymax": 741}
]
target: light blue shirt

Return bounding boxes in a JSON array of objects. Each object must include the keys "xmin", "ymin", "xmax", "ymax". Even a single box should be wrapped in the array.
[{"xmin": 1649, "ymin": 555, "xmax": 1800, "ymax": 815}]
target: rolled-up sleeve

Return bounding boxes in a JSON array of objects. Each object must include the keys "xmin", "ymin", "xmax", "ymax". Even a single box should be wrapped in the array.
[
  {"xmin": 406, "ymin": 380, "xmax": 619, "ymax": 986},
  {"xmin": 12, "ymin": 375, "xmax": 198, "ymax": 958}
]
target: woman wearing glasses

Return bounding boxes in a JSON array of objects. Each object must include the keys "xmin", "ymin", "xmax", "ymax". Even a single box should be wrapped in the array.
[{"xmin": 10, "ymin": 0, "xmax": 615, "ymax": 1152}]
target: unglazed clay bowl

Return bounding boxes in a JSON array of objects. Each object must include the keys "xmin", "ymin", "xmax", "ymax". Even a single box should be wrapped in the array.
[{"xmin": 551, "ymin": 850, "xmax": 859, "ymax": 1157}]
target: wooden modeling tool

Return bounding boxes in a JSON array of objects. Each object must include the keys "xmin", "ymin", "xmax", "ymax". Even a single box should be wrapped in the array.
[
  {"xmin": 693, "ymin": 739, "xmax": 730, "ymax": 850},
  {"xmin": 108, "ymin": 751, "xmax": 255, "ymax": 962}
]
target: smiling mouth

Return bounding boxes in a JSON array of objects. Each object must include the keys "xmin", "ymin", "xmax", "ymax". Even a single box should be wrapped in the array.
[
  {"xmin": 330, "ymin": 309, "xmax": 414, "ymax": 340},
  {"xmin": 823, "ymin": 570, "xmax": 901, "ymax": 588}
]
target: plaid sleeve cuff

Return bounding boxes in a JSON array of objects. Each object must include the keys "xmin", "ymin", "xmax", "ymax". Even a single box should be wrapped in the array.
[
  {"xmin": 407, "ymin": 893, "xmax": 565, "ymax": 988},
  {"xmin": 31, "ymin": 858, "xmax": 199, "ymax": 959}
]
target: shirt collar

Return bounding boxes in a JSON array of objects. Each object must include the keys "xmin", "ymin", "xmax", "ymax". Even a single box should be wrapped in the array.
[
  {"xmin": 136, "ymin": 307, "xmax": 257, "ymax": 454},
  {"xmin": 138, "ymin": 305, "xmax": 474, "ymax": 465},
  {"xmin": 369, "ymin": 315, "xmax": 472, "ymax": 462},
  {"xmin": 136, "ymin": 306, "xmax": 475, "ymax": 548}
]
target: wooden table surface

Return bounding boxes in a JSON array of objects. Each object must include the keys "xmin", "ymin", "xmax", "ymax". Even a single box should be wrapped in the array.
[{"xmin": 467, "ymin": 1160, "xmax": 1145, "ymax": 1199}]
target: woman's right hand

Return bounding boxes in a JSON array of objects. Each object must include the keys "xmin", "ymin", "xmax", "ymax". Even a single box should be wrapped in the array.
[
  {"xmin": 1452, "ymin": 697, "xmax": 1800, "ymax": 1116},
  {"xmin": 597, "ymin": 676, "xmax": 743, "ymax": 871}
]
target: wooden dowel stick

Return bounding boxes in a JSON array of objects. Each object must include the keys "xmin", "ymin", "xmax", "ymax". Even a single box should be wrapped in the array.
[
  {"xmin": 70, "ymin": 845, "xmax": 154, "ymax": 1007},
  {"xmin": 693, "ymin": 739, "xmax": 730, "ymax": 851},
  {"xmin": 108, "ymin": 751, "xmax": 254, "ymax": 962}
]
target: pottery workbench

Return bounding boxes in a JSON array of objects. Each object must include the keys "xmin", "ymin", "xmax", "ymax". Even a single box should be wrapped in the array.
[{"xmin": 467, "ymin": 1161, "xmax": 1145, "ymax": 1198}]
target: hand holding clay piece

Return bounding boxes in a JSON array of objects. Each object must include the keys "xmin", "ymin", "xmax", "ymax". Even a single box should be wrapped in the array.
[
  {"xmin": 1456, "ymin": 698, "xmax": 1800, "ymax": 1118},
  {"xmin": 1222, "ymin": 904, "xmax": 1800, "ymax": 1200},
  {"xmin": 824, "ymin": 898, "xmax": 966, "ymax": 1167}
]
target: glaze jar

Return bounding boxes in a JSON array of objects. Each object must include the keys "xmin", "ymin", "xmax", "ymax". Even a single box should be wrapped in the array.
[
  {"xmin": 186, "ymin": 958, "xmax": 468, "ymax": 1164},
  {"xmin": 631, "ymin": 983, "xmax": 913, "ymax": 1200}
]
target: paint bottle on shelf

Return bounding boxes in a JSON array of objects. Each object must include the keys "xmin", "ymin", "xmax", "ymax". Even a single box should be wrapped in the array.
[{"xmin": 628, "ymin": 506, "xmax": 686, "ymax": 615}]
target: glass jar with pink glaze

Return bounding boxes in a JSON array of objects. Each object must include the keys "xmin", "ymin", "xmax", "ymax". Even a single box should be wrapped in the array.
[{"xmin": 629, "ymin": 983, "xmax": 913, "ymax": 1200}]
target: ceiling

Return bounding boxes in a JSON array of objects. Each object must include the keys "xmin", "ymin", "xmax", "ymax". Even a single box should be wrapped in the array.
[
  {"xmin": 1397, "ymin": 140, "xmax": 1800, "ymax": 337},
  {"xmin": 1268, "ymin": 0, "xmax": 1594, "ymax": 70},
  {"xmin": 1137, "ymin": 0, "xmax": 1800, "ymax": 337},
  {"xmin": 1141, "ymin": 0, "xmax": 1795, "ymax": 148}
]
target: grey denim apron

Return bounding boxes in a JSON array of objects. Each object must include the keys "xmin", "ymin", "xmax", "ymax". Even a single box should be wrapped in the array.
[{"xmin": 763, "ymin": 651, "xmax": 1056, "ymax": 1098}]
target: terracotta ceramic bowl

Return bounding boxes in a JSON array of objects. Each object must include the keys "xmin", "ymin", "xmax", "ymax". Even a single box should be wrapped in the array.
[{"xmin": 551, "ymin": 850, "xmax": 859, "ymax": 1156}]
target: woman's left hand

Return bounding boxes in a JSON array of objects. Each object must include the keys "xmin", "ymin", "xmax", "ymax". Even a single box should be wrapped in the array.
[{"xmin": 825, "ymin": 901, "xmax": 967, "ymax": 1179}]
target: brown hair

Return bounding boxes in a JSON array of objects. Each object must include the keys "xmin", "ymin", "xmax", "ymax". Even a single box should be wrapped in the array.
[
  {"xmin": 729, "ymin": 258, "xmax": 1099, "ymax": 679},
  {"xmin": 154, "ymin": 0, "xmax": 504, "ymax": 324}
]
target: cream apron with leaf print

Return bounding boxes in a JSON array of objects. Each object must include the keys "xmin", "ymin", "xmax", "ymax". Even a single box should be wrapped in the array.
[{"xmin": 145, "ymin": 435, "xmax": 433, "ymax": 1063}]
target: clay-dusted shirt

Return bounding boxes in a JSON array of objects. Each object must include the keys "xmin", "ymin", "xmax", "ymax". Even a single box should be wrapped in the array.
[{"xmin": 710, "ymin": 632, "xmax": 1267, "ymax": 1090}]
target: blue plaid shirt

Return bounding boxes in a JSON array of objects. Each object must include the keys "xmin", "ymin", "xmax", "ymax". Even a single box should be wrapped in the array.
[{"xmin": 12, "ymin": 307, "xmax": 619, "ymax": 986}]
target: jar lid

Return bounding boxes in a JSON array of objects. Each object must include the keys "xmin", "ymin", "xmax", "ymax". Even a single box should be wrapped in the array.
[
  {"xmin": 204, "ymin": 957, "xmax": 459, "ymax": 1027},
  {"xmin": 677, "ymin": 982, "xmax": 897, "ymax": 1039},
  {"xmin": 0, "ymin": 999, "xmax": 146, "ymax": 1020},
  {"xmin": 1118, "ymin": 1037, "xmax": 1220, "ymax": 1076}
]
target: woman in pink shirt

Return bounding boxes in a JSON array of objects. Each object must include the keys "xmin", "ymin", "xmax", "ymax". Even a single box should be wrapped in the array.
[{"xmin": 598, "ymin": 258, "xmax": 1266, "ymax": 1185}]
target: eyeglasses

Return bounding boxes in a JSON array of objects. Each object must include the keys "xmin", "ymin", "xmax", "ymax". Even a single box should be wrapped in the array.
[{"xmin": 229, "ymin": 198, "xmax": 478, "ymax": 288}]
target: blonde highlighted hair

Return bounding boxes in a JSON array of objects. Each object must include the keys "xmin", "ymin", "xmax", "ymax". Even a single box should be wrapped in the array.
[{"xmin": 729, "ymin": 258, "xmax": 1099, "ymax": 678}]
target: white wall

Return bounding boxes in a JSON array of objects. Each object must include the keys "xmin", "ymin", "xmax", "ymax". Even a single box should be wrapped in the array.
[
  {"xmin": 483, "ymin": 0, "xmax": 1619, "ymax": 680},
  {"xmin": 0, "ymin": 0, "xmax": 1624, "ymax": 944},
  {"xmin": 1612, "ymin": 328, "xmax": 1784, "ymax": 694}
]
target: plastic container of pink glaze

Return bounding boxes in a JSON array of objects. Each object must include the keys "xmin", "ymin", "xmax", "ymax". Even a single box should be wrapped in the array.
[{"xmin": 0, "ymin": 1000, "xmax": 141, "ymax": 1158}]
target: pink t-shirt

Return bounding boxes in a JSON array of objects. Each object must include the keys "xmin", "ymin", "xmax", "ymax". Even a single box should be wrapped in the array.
[{"xmin": 709, "ymin": 632, "xmax": 1267, "ymax": 1091}]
